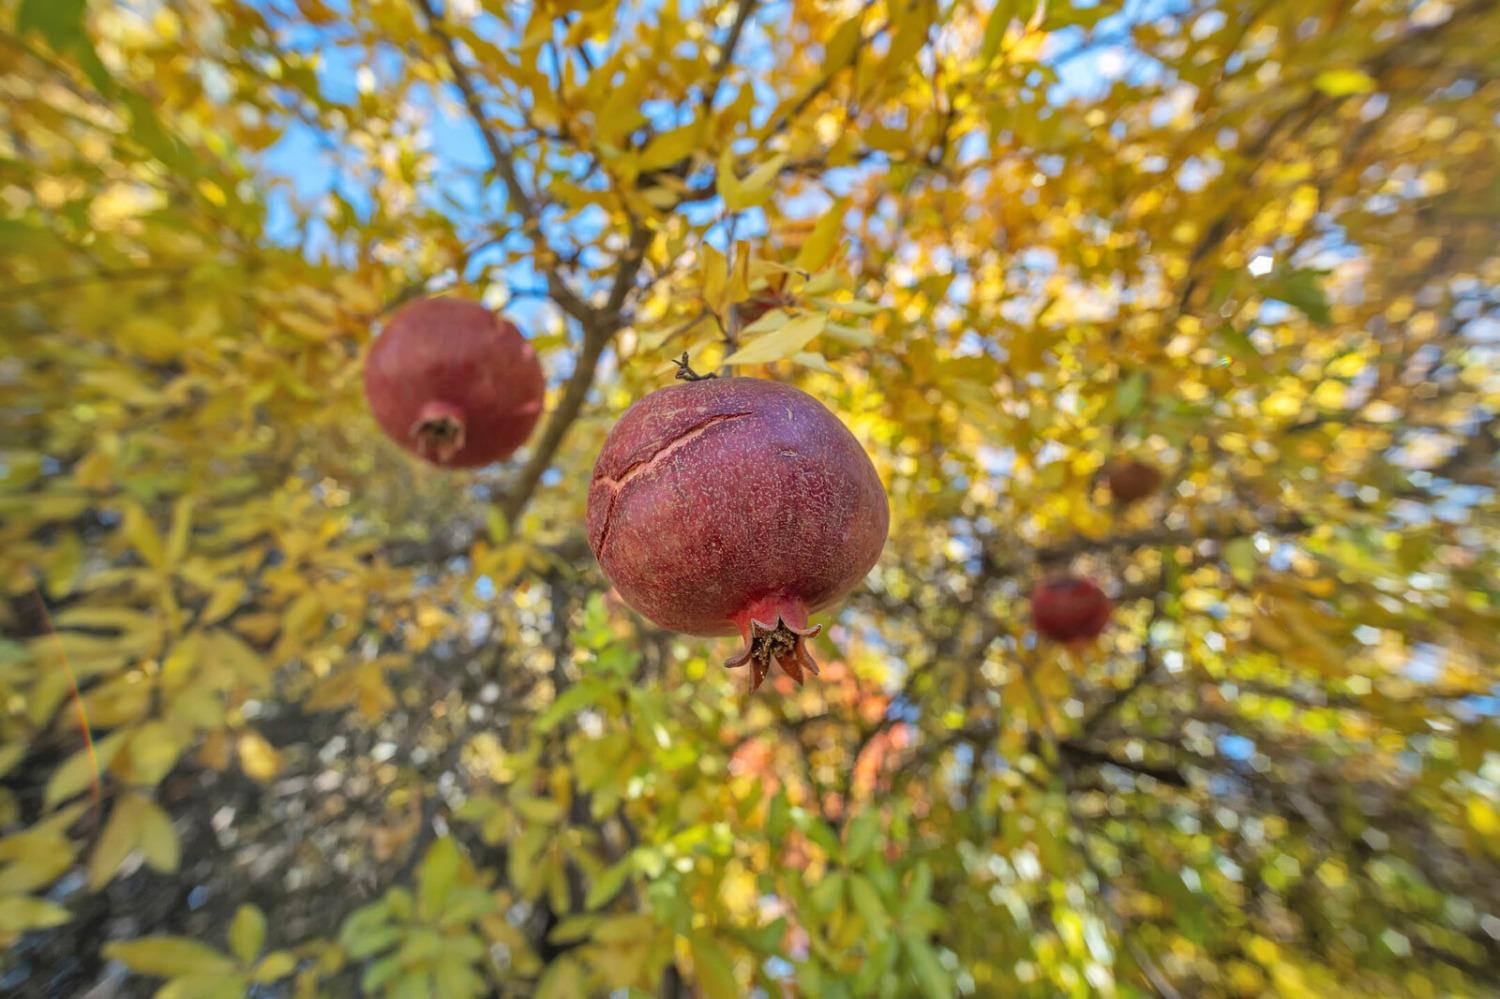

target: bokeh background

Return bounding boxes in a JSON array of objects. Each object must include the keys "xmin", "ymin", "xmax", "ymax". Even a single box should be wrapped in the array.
[{"xmin": 2, "ymin": 0, "xmax": 1498, "ymax": 995}]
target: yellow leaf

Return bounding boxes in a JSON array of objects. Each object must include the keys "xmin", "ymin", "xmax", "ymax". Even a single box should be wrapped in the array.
[
  {"xmin": 791, "ymin": 351, "xmax": 835, "ymax": 373},
  {"xmin": 793, "ymin": 199, "xmax": 848, "ymax": 273},
  {"xmin": 90, "ymin": 793, "xmax": 146, "ymax": 890},
  {"xmin": 0, "ymin": 744, "xmax": 26, "ymax": 779},
  {"xmin": 137, "ymin": 797, "xmax": 180, "ymax": 874},
  {"xmin": 104, "ymin": 937, "xmax": 237, "ymax": 978},
  {"xmin": 638, "ymin": 121, "xmax": 703, "ymax": 172},
  {"xmin": 229, "ymin": 903, "xmax": 266, "ymax": 965},
  {"xmin": 824, "ymin": 321, "xmax": 874, "ymax": 347},
  {"xmin": 82, "ymin": 673, "xmax": 152, "ymax": 728},
  {"xmin": 205, "ymin": 629, "xmax": 270, "ymax": 691},
  {"xmin": 252, "ymin": 950, "xmax": 297, "ymax": 982},
  {"xmin": 1468, "ymin": 798, "xmax": 1500, "ymax": 837},
  {"xmin": 718, "ymin": 150, "xmax": 786, "ymax": 212},
  {"xmin": 166, "ymin": 497, "xmax": 195, "ymax": 565},
  {"xmin": 121, "ymin": 503, "xmax": 167, "ymax": 570},
  {"xmin": 120, "ymin": 721, "xmax": 183, "ymax": 787},
  {"xmin": 0, "ymin": 834, "xmax": 75, "ymax": 894},
  {"xmin": 1314, "ymin": 68, "xmax": 1376, "ymax": 96},
  {"xmin": 45, "ymin": 729, "xmax": 129, "ymax": 809},
  {"xmin": 237, "ymin": 730, "xmax": 281, "ymax": 783},
  {"xmin": 0, "ymin": 895, "xmax": 72, "ymax": 934},
  {"xmin": 723, "ymin": 313, "xmax": 826, "ymax": 366},
  {"xmin": 701, "ymin": 244, "xmax": 728, "ymax": 312},
  {"xmin": 823, "ymin": 14, "xmax": 866, "ymax": 72}
]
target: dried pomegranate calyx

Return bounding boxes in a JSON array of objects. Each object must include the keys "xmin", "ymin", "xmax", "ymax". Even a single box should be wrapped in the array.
[
  {"xmin": 410, "ymin": 400, "xmax": 467, "ymax": 462},
  {"xmin": 725, "ymin": 599, "xmax": 823, "ymax": 690}
]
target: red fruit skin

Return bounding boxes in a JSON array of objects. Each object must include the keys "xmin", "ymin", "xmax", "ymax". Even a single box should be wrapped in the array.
[
  {"xmin": 1031, "ymin": 576, "xmax": 1112, "ymax": 644},
  {"xmin": 364, "ymin": 297, "xmax": 544, "ymax": 468},
  {"xmin": 1104, "ymin": 458, "xmax": 1164, "ymax": 506},
  {"xmin": 587, "ymin": 377, "xmax": 889, "ymax": 688}
]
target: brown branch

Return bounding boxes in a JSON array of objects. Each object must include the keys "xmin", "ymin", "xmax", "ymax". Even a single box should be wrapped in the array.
[
  {"xmin": 411, "ymin": 0, "xmax": 592, "ymax": 327},
  {"xmin": 702, "ymin": 0, "xmax": 759, "ymax": 114},
  {"xmin": 414, "ymin": 0, "xmax": 668, "ymax": 527},
  {"xmin": 1079, "ymin": 558, "xmax": 1171, "ymax": 738},
  {"xmin": 1026, "ymin": 511, "xmax": 1312, "ymax": 570}
]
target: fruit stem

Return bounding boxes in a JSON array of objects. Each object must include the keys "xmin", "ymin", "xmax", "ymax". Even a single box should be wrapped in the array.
[
  {"xmin": 410, "ymin": 400, "xmax": 467, "ymax": 463},
  {"xmin": 725, "ymin": 597, "xmax": 822, "ymax": 692},
  {"xmin": 672, "ymin": 352, "xmax": 717, "ymax": 382}
]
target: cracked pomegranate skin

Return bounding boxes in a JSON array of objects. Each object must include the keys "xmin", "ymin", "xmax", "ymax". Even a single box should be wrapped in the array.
[
  {"xmin": 587, "ymin": 377, "xmax": 889, "ymax": 641},
  {"xmin": 364, "ymin": 297, "xmax": 544, "ymax": 468},
  {"xmin": 1031, "ymin": 576, "xmax": 1112, "ymax": 644}
]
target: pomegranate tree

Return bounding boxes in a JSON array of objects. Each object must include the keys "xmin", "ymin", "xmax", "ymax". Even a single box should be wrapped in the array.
[
  {"xmin": 1031, "ymin": 575, "xmax": 1112, "ymax": 644},
  {"xmin": 1104, "ymin": 458, "xmax": 1164, "ymax": 506},
  {"xmin": 363, "ymin": 297, "xmax": 544, "ymax": 468},
  {"xmin": 587, "ymin": 375, "xmax": 888, "ymax": 691}
]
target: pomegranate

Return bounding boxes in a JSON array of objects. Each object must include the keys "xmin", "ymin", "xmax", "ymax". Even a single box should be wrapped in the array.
[
  {"xmin": 587, "ymin": 375, "xmax": 888, "ymax": 691},
  {"xmin": 364, "ymin": 297, "xmax": 544, "ymax": 468},
  {"xmin": 1031, "ymin": 576, "xmax": 1112, "ymax": 644},
  {"xmin": 1104, "ymin": 458, "xmax": 1163, "ymax": 506}
]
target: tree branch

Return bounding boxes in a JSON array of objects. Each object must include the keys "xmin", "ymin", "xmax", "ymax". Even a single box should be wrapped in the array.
[
  {"xmin": 410, "ymin": 0, "xmax": 593, "ymax": 327},
  {"xmin": 702, "ymin": 0, "xmax": 759, "ymax": 114}
]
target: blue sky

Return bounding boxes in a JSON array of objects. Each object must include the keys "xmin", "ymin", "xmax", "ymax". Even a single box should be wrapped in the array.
[{"xmin": 249, "ymin": 0, "xmax": 1168, "ymax": 332}]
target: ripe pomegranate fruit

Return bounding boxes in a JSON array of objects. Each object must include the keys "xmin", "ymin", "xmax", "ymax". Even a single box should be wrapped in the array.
[
  {"xmin": 1031, "ymin": 576, "xmax": 1112, "ymax": 644},
  {"xmin": 363, "ymin": 297, "xmax": 544, "ymax": 468},
  {"xmin": 1104, "ymin": 458, "xmax": 1164, "ymax": 506},
  {"xmin": 587, "ymin": 375, "xmax": 888, "ymax": 691}
]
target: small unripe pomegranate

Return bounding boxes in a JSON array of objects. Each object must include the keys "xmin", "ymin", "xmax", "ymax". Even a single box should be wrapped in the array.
[
  {"xmin": 364, "ymin": 297, "xmax": 544, "ymax": 468},
  {"xmin": 587, "ymin": 375, "xmax": 888, "ymax": 691},
  {"xmin": 1104, "ymin": 458, "xmax": 1163, "ymax": 506},
  {"xmin": 1031, "ymin": 576, "xmax": 1112, "ymax": 644}
]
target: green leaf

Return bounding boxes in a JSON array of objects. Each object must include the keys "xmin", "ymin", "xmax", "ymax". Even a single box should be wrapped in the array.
[
  {"xmin": 16, "ymin": 0, "xmax": 88, "ymax": 51},
  {"xmin": 418, "ymin": 838, "xmax": 462, "ymax": 921},
  {"xmin": 1224, "ymin": 538, "xmax": 1258, "ymax": 585},
  {"xmin": 392, "ymin": 971, "xmax": 432, "ymax": 999},
  {"xmin": 768, "ymin": 792, "xmax": 792, "ymax": 834},
  {"xmin": 849, "ymin": 875, "xmax": 890, "ymax": 931},
  {"xmin": 845, "ymin": 812, "xmax": 880, "ymax": 865},
  {"xmin": 339, "ymin": 904, "xmax": 399, "ymax": 959},
  {"xmin": 438, "ymin": 886, "xmax": 497, "ymax": 926},
  {"xmin": 228, "ymin": 904, "xmax": 266, "ymax": 965},
  {"xmin": 1114, "ymin": 371, "xmax": 1147, "ymax": 419},
  {"xmin": 535, "ymin": 680, "xmax": 611, "ymax": 732},
  {"xmin": 585, "ymin": 857, "xmax": 632, "ymax": 910},
  {"xmin": 1264, "ymin": 270, "xmax": 1331, "ymax": 325},
  {"xmin": 689, "ymin": 935, "xmax": 739, "ymax": 999},
  {"xmin": 1216, "ymin": 322, "xmax": 1261, "ymax": 362},
  {"xmin": 904, "ymin": 935, "xmax": 953, "ymax": 999},
  {"xmin": 361, "ymin": 955, "xmax": 402, "ymax": 993},
  {"xmin": 104, "ymin": 937, "xmax": 237, "ymax": 979},
  {"xmin": 723, "ymin": 312, "xmax": 826, "ymax": 366}
]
